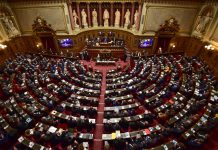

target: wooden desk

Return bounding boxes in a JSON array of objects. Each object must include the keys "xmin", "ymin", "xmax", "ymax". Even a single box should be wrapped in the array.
[
  {"xmin": 96, "ymin": 60, "xmax": 116, "ymax": 66},
  {"xmin": 87, "ymin": 48, "xmax": 125, "ymax": 60}
]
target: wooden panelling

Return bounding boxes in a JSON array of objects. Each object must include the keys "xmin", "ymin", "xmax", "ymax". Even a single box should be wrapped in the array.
[
  {"xmin": 56, "ymin": 29, "xmax": 154, "ymax": 55},
  {"xmin": 1, "ymin": 33, "xmax": 217, "ymax": 78}
]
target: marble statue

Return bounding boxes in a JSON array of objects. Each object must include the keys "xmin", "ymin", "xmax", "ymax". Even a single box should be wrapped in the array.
[
  {"xmin": 195, "ymin": 11, "xmax": 211, "ymax": 34},
  {"xmin": 1, "ymin": 13, "xmax": 20, "ymax": 38},
  {"xmin": 72, "ymin": 9, "xmax": 79, "ymax": 28},
  {"xmin": 92, "ymin": 9, "xmax": 98, "ymax": 27},
  {"xmin": 81, "ymin": 9, "xmax": 88, "ymax": 28},
  {"xmin": 114, "ymin": 9, "xmax": 120, "ymax": 27},
  {"xmin": 103, "ymin": 9, "xmax": 109, "ymax": 27},
  {"xmin": 124, "ymin": 9, "xmax": 130, "ymax": 28},
  {"xmin": 132, "ymin": 10, "xmax": 139, "ymax": 31}
]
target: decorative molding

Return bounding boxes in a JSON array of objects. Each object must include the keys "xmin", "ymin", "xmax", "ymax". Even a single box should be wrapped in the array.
[
  {"xmin": 32, "ymin": 16, "xmax": 55, "ymax": 34},
  {"xmin": 0, "ymin": 3, "xmax": 21, "ymax": 41},
  {"xmin": 11, "ymin": 4, "xmax": 69, "ymax": 34},
  {"xmin": 142, "ymin": 5, "xmax": 199, "ymax": 35},
  {"xmin": 158, "ymin": 17, "xmax": 180, "ymax": 34},
  {"xmin": 192, "ymin": 5, "xmax": 214, "ymax": 39},
  {"xmin": 8, "ymin": 0, "xmax": 67, "ymax": 5},
  {"xmin": 6, "ymin": 0, "xmax": 211, "ymax": 5}
]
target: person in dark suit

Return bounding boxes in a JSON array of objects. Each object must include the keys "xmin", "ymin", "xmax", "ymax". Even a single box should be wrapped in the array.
[{"xmin": 119, "ymin": 118, "xmax": 129, "ymax": 130}]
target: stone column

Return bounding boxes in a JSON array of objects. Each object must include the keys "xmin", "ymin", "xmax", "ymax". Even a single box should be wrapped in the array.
[
  {"xmin": 137, "ymin": 3, "xmax": 142, "ymax": 31},
  {"xmin": 110, "ymin": 2, "xmax": 114, "ymax": 26},
  {"xmin": 76, "ymin": 2, "xmax": 82, "ymax": 27},
  {"xmin": 87, "ymin": 2, "xmax": 91, "ymax": 27},
  {"xmin": 130, "ymin": 2, "xmax": 135, "ymax": 28},
  {"xmin": 99, "ymin": 3, "xmax": 102, "ymax": 26},
  {"xmin": 67, "ymin": 3, "xmax": 75, "ymax": 30},
  {"xmin": 121, "ymin": 2, "xmax": 125, "ymax": 27}
]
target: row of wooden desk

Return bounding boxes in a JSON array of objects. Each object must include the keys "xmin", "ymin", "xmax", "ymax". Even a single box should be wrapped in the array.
[
  {"xmin": 102, "ymin": 124, "xmax": 162, "ymax": 140},
  {"xmin": 96, "ymin": 60, "xmax": 116, "ymax": 66}
]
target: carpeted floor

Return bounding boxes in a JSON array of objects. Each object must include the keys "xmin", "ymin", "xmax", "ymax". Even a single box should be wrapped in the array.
[
  {"xmin": 81, "ymin": 60, "xmax": 218, "ymax": 150},
  {"xmin": 80, "ymin": 60, "xmax": 129, "ymax": 150},
  {"xmin": 202, "ymin": 126, "xmax": 218, "ymax": 150}
]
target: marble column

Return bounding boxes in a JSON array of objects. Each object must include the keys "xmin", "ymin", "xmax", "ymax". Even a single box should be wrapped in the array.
[
  {"xmin": 67, "ymin": 3, "xmax": 75, "ymax": 30},
  {"xmin": 121, "ymin": 2, "xmax": 125, "ymax": 27},
  {"xmin": 76, "ymin": 2, "xmax": 82, "ymax": 27},
  {"xmin": 110, "ymin": 2, "xmax": 114, "ymax": 26},
  {"xmin": 137, "ymin": 3, "xmax": 142, "ymax": 31},
  {"xmin": 99, "ymin": 3, "xmax": 102, "ymax": 26},
  {"xmin": 130, "ymin": 2, "xmax": 135, "ymax": 28},
  {"xmin": 87, "ymin": 2, "xmax": 91, "ymax": 27}
]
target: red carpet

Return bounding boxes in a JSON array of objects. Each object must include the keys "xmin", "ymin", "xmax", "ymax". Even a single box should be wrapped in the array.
[
  {"xmin": 81, "ymin": 60, "xmax": 129, "ymax": 150},
  {"xmin": 92, "ymin": 66, "xmax": 106, "ymax": 150},
  {"xmin": 203, "ymin": 126, "xmax": 218, "ymax": 150}
]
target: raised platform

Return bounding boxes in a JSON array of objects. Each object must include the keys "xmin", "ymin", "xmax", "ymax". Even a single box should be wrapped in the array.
[{"xmin": 87, "ymin": 48, "xmax": 125, "ymax": 60}]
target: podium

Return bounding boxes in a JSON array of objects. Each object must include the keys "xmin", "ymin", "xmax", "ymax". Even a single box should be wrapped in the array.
[
  {"xmin": 86, "ymin": 45, "xmax": 125, "ymax": 60},
  {"xmin": 99, "ymin": 50, "xmax": 112, "ymax": 60}
]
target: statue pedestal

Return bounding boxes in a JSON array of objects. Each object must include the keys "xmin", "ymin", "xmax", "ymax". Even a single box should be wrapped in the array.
[
  {"xmin": 132, "ymin": 24, "xmax": 137, "ymax": 32},
  {"xmin": 74, "ymin": 25, "xmax": 80, "ymax": 31},
  {"xmin": 124, "ymin": 23, "xmax": 128, "ymax": 29},
  {"xmin": 115, "ymin": 24, "xmax": 119, "ymax": 28},
  {"xmin": 104, "ymin": 22, "xmax": 109, "ymax": 27},
  {"xmin": 83, "ymin": 23, "xmax": 88, "ymax": 28},
  {"xmin": 93, "ymin": 23, "xmax": 98, "ymax": 27},
  {"xmin": 192, "ymin": 31, "xmax": 203, "ymax": 38}
]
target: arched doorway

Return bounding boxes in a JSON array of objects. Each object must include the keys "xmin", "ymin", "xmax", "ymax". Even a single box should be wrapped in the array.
[
  {"xmin": 154, "ymin": 18, "xmax": 180, "ymax": 54},
  {"xmin": 32, "ymin": 17, "xmax": 59, "ymax": 54}
]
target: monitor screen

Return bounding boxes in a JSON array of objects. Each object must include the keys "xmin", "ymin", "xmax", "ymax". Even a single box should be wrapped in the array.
[
  {"xmin": 139, "ymin": 39, "xmax": 153, "ymax": 48},
  {"xmin": 59, "ymin": 38, "xmax": 73, "ymax": 48}
]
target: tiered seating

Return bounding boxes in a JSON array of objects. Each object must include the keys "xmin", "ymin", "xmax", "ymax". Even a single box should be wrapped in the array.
[
  {"xmin": 0, "ymin": 53, "xmax": 217, "ymax": 150},
  {"xmin": 0, "ymin": 54, "xmax": 102, "ymax": 149},
  {"xmin": 102, "ymin": 55, "xmax": 218, "ymax": 150}
]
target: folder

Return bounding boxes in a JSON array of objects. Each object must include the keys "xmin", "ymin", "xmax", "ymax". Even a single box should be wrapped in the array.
[
  {"xmin": 111, "ymin": 133, "xmax": 116, "ymax": 139},
  {"xmin": 145, "ymin": 129, "xmax": 150, "ymax": 135}
]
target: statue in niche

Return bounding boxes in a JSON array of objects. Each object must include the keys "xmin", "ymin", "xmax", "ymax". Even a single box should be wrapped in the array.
[
  {"xmin": 132, "ymin": 10, "xmax": 139, "ymax": 31},
  {"xmin": 72, "ymin": 9, "xmax": 79, "ymax": 28},
  {"xmin": 194, "ymin": 10, "xmax": 212, "ymax": 35},
  {"xmin": 124, "ymin": 9, "xmax": 131, "ymax": 28},
  {"xmin": 1, "ymin": 12, "xmax": 20, "ymax": 38},
  {"xmin": 114, "ymin": 9, "xmax": 120, "ymax": 27},
  {"xmin": 103, "ymin": 9, "xmax": 109, "ymax": 27},
  {"xmin": 92, "ymin": 9, "xmax": 98, "ymax": 27},
  {"xmin": 81, "ymin": 9, "xmax": 88, "ymax": 28}
]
